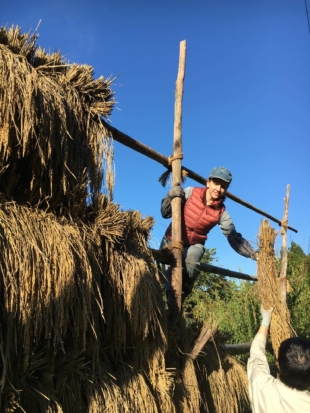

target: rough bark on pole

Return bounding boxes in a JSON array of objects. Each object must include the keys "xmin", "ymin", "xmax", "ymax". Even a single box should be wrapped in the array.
[
  {"xmin": 170, "ymin": 40, "xmax": 186, "ymax": 323},
  {"xmin": 279, "ymin": 184, "xmax": 290, "ymax": 305}
]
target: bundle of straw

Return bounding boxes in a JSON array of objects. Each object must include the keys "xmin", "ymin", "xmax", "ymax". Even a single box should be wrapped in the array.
[
  {"xmin": 0, "ymin": 25, "xmax": 115, "ymax": 217},
  {"xmin": 257, "ymin": 219, "xmax": 295, "ymax": 356},
  {"xmin": 195, "ymin": 342, "xmax": 250, "ymax": 413},
  {"xmin": 0, "ymin": 197, "xmax": 170, "ymax": 412}
]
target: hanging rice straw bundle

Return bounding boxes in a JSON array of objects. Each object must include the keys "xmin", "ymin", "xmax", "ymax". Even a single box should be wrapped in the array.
[
  {"xmin": 0, "ymin": 196, "xmax": 172, "ymax": 411},
  {"xmin": 257, "ymin": 220, "xmax": 295, "ymax": 356},
  {"xmin": 196, "ymin": 342, "xmax": 250, "ymax": 413},
  {"xmin": 0, "ymin": 201, "xmax": 98, "ymax": 379},
  {"xmin": 0, "ymin": 25, "xmax": 116, "ymax": 217},
  {"xmin": 147, "ymin": 349, "xmax": 176, "ymax": 413},
  {"xmin": 177, "ymin": 357, "xmax": 200, "ymax": 413},
  {"xmin": 92, "ymin": 199, "xmax": 167, "ymax": 365},
  {"xmin": 116, "ymin": 364, "xmax": 160, "ymax": 413}
]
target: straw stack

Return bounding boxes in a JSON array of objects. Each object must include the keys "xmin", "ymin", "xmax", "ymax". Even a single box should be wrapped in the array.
[
  {"xmin": 195, "ymin": 342, "xmax": 250, "ymax": 413},
  {"xmin": 0, "ymin": 25, "xmax": 115, "ymax": 218},
  {"xmin": 0, "ymin": 25, "xmax": 253, "ymax": 413},
  {"xmin": 257, "ymin": 219, "xmax": 295, "ymax": 356}
]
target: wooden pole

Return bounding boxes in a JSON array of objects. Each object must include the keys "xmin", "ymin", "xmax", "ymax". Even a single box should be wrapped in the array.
[
  {"xmin": 169, "ymin": 40, "xmax": 186, "ymax": 323},
  {"xmin": 190, "ymin": 324, "xmax": 214, "ymax": 360},
  {"xmin": 279, "ymin": 184, "xmax": 290, "ymax": 305},
  {"xmin": 101, "ymin": 119, "xmax": 298, "ymax": 233}
]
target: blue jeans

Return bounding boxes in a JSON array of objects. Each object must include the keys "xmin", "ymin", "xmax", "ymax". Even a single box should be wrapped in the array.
[{"xmin": 160, "ymin": 236, "xmax": 205, "ymax": 295}]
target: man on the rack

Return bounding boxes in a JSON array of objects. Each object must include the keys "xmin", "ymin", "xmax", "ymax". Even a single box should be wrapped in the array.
[{"xmin": 160, "ymin": 166, "xmax": 257, "ymax": 303}]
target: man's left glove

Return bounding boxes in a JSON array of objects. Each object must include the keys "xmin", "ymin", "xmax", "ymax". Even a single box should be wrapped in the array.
[
  {"xmin": 167, "ymin": 184, "xmax": 185, "ymax": 200},
  {"xmin": 261, "ymin": 305, "xmax": 273, "ymax": 328}
]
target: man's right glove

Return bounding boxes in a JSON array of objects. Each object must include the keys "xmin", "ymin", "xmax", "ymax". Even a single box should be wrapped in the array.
[
  {"xmin": 167, "ymin": 184, "xmax": 185, "ymax": 200},
  {"xmin": 261, "ymin": 305, "xmax": 273, "ymax": 328}
]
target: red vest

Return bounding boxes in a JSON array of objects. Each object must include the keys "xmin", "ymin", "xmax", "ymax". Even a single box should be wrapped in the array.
[{"xmin": 165, "ymin": 187, "xmax": 225, "ymax": 247}]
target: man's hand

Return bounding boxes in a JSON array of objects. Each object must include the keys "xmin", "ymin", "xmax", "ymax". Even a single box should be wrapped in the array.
[
  {"xmin": 167, "ymin": 184, "xmax": 185, "ymax": 200},
  {"xmin": 261, "ymin": 305, "xmax": 273, "ymax": 328}
]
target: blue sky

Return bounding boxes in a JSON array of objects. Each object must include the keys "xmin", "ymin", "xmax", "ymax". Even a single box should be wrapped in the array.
[{"xmin": 3, "ymin": 0, "xmax": 310, "ymax": 276}]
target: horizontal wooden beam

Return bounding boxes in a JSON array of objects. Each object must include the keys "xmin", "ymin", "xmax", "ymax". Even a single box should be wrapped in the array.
[
  {"xmin": 221, "ymin": 341, "xmax": 273, "ymax": 355},
  {"xmin": 150, "ymin": 248, "xmax": 257, "ymax": 282},
  {"xmin": 102, "ymin": 119, "xmax": 297, "ymax": 233},
  {"xmin": 198, "ymin": 262, "xmax": 257, "ymax": 282}
]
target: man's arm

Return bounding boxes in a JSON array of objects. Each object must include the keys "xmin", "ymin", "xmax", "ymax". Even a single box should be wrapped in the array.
[
  {"xmin": 219, "ymin": 210, "xmax": 257, "ymax": 259},
  {"xmin": 247, "ymin": 306, "xmax": 273, "ymax": 402},
  {"xmin": 160, "ymin": 186, "xmax": 191, "ymax": 218}
]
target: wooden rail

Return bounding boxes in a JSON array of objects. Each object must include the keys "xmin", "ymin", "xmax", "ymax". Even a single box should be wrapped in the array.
[
  {"xmin": 150, "ymin": 248, "xmax": 257, "ymax": 282},
  {"xmin": 101, "ymin": 118, "xmax": 297, "ymax": 233},
  {"xmin": 198, "ymin": 262, "xmax": 257, "ymax": 282},
  {"xmin": 220, "ymin": 341, "xmax": 273, "ymax": 355}
]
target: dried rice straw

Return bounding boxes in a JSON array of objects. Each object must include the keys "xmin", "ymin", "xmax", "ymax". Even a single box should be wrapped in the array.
[{"xmin": 257, "ymin": 220, "xmax": 295, "ymax": 357}]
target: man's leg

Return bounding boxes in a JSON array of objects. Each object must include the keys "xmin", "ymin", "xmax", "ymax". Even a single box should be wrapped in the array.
[
  {"xmin": 159, "ymin": 236, "xmax": 173, "ymax": 304},
  {"xmin": 182, "ymin": 243, "xmax": 205, "ymax": 297}
]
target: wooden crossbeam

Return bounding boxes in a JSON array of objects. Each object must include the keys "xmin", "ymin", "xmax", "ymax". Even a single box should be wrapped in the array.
[
  {"xmin": 150, "ymin": 248, "xmax": 257, "ymax": 282},
  {"xmin": 220, "ymin": 341, "xmax": 273, "ymax": 355},
  {"xmin": 101, "ymin": 118, "xmax": 297, "ymax": 233},
  {"xmin": 198, "ymin": 262, "xmax": 257, "ymax": 282}
]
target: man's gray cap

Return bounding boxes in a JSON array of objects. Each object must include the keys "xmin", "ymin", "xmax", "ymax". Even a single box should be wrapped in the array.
[{"xmin": 209, "ymin": 167, "xmax": 232, "ymax": 184}]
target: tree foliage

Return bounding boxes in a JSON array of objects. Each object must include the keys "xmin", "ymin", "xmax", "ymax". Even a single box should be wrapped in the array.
[
  {"xmin": 183, "ymin": 249, "xmax": 260, "ymax": 344},
  {"xmin": 286, "ymin": 241, "xmax": 310, "ymax": 339}
]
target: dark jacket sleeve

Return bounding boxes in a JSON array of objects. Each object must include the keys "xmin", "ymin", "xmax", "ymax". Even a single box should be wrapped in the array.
[
  {"xmin": 161, "ymin": 197, "xmax": 172, "ymax": 219},
  {"xmin": 160, "ymin": 187, "xmax": 193, "ymax": 219},
  {"xmin": 219, "ymin": 210, "xmax": 257, "ymax": 259}
]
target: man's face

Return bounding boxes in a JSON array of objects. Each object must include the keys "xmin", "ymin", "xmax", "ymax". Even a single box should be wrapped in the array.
[{"xmin": 207, "ymin": 178, "xmax": 229, "ymax": 200}]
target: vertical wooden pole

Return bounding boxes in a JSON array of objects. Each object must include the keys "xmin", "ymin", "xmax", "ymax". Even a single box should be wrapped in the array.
[
  {"xmin": 170, "ymin": 40, "xmax": 186, "ymax": 323},
  {"xmin": 279, "ymin": 184, "xmax": 290, "ymax": 305}
]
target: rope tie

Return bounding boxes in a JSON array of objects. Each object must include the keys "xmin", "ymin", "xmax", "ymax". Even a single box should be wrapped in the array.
[
  {"xmin": 158, "ymin": 153, "xmax": 187, "ymax": 187},
  {"xmin": 164, "ymin": 241, "xmax": 184, "ymax": 251},
  {"xmin": 168, "ymin": 153, "xmax": 184, "ymax": 165},
  {"xmin": 280, "ymin": 219, "xmax": 288, "ymax": 235}
]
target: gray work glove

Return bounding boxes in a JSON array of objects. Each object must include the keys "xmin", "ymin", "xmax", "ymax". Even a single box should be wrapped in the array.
[
  {"xmin": 260, "ymin": 305, "xmax": 273, "ymax": 328},
  {"xmin": 167, "ymin": 184, "xmax": 185, "ymax": 200}
]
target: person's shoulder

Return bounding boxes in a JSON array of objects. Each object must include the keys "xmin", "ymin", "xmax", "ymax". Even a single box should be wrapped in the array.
[{"xmin": 184, "ymin": 187, "xmax": 195, "ymax": 199}]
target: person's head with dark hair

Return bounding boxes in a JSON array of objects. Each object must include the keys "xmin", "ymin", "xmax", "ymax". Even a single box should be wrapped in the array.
[{"xmin": 278, "ymin": 337, "xmax": 310, "ymax": 391}]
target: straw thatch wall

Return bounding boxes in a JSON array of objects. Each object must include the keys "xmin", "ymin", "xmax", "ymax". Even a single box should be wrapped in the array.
[{"xmin": 0, "ymin": 26, "xmax": 250, "ymax": 413}]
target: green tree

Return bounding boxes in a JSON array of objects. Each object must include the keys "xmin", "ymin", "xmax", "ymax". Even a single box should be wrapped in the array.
[
  {"xmin": 184, "ymin": 249, "xmax": 260, "ymax": 344},
  {"xmin": 286, "ymin": 241, "xmax": 310, "ymax": 339}
]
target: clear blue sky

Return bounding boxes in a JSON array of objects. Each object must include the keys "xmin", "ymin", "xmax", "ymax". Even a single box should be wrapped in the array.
[{"xmin": 3, "ymin": 0, "xmax": 310, "ymax": 276}]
